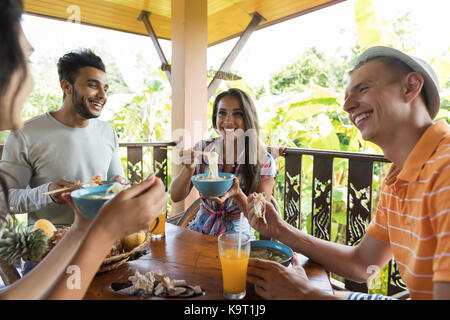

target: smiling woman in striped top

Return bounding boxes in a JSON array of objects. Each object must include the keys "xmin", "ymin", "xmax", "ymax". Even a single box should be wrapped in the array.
[{"xmin": 245, "ymin": 46, "xmax": 449, "ymax": 300}]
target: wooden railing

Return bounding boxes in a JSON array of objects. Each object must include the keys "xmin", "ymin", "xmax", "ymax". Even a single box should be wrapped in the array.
[{"xmin": 118, "ymin": 142, "xmax": 176, "ymax": 190}]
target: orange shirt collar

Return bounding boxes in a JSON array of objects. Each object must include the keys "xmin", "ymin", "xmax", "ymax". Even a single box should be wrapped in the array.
[{"xmin": 391, "ymin": 120, "xmax": 450, "ymax": 183}]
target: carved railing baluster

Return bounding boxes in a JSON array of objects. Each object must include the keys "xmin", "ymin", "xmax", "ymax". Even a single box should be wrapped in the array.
[
  {"xmin": 126, "ymin": 146, "xmax": 144, "ymax": 184},
  {"xmin": 388, "ymin": 260, "xmax": 408, "ymax": 295},
  {"xmin": 284, "ymin": 153, "xmax": 302, "ymax": 229},
  {"xmin": 346, "ymin": 158, "xmax": 373, "ymax": 246},
  {"xmin": 344, "ymin": 158, "xmax": 374, "ymax": 293},
  {"xmin": 153, "ymin": 146, "xmax": 168, "ymax": 191},
  {"xmin": 311, "ymin": 156, "xmax": 333, "ymax": 241}
]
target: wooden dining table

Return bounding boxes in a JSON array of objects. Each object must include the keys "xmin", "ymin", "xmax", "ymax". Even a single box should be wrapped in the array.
[{"xmin": 84, "ymin": 223, "xmax": 334, "ymax": 300}]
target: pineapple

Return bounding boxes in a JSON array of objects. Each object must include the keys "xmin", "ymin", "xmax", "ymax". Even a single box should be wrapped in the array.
[{"xmin": 0, "ymin": 219, "xmax": 49, "ymax": 265}]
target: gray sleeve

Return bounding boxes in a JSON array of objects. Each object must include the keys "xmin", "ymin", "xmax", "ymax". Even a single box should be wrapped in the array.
[
  {"xmin": 0, "ymin": 131, "xmax": 54, "ymax": 214},
  {"xmin": 107, "ymin": 128, "xmax": 125, "ymax": 179},
  {"xmin": 2, "ymin": 183, "xmax": 54, "ymax": 214}
]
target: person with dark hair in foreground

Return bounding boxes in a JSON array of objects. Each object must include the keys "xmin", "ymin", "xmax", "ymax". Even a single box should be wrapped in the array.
[
  {"xmin": 0, "ymin": 0, "xmax": 168, "ymax": 299},
  {"xmin": 0, "ymin": 47, "xmax": 126, "ymax": 227},
  {"xmin": 246, "ymin": 46, "xmax": 450, "ymax": 300}
]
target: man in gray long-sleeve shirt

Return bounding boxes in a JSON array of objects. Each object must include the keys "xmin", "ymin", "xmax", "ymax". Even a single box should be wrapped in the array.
[{"xmin": 0, "ymin": 49, "xmax": 126, "ymax": 226}]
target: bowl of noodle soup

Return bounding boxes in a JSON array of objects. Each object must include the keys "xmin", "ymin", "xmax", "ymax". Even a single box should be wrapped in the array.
[
  {"xmin": 191, "ymin": 172, "xmax": 235, "ymax": 197},
  {"xmin": 250, "ymin": 240, "xmax": 293, "ymax": 266},
  {"xmin": 71, "ymin": 183, "xmax": 130, "ymax": 220}
]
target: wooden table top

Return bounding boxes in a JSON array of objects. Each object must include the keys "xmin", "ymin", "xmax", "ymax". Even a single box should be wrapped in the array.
[{"xmin": 84, "ymin": 223, "xmax": 333, "ymax": 300}]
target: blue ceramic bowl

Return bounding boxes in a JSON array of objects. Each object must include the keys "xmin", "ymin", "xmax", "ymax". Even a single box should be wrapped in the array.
[
  {"xmin": 191, "ymin": 173, "xmax": 235, "ymax": 197},
  {"xmin": 250, "ymin": 240, "xmax": 293, "ymax": 267},
  {"xmin": 71, "ymin": 185, "xmax": 112, "ymax": 220}
]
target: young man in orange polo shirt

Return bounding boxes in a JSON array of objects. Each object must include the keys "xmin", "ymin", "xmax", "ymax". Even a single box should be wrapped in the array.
[{"xmin": 246, "ymin": 46, "xmax": 450, "ymax": 300}]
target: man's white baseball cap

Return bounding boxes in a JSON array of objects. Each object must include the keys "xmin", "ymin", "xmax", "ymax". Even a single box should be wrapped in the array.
[{"xmin": 355, "ymin": 46, "xmax": 441, "ymax": 119}]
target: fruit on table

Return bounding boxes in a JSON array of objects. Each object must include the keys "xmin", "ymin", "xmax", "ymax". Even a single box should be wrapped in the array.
[
  {"xmin": 0, "ymin": 221, "xmax": 49, "ymax": 264},
  {"xmin": 121, "ymin": 231, "xmax": 146, "ymax": 252},
  {"xmin": 31, "ymin": 219, "xmax": 57, "ymax": 238}
]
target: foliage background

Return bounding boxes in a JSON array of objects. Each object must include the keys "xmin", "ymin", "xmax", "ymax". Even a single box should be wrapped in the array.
[{"xmin": 8, "ymin": 0, "xmax": 450, "ymax": 294}]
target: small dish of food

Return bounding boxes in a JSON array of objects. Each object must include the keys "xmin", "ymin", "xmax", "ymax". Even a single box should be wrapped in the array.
[{"xmin": 250, "ymin": 240, "xmax": 293, "ymax": 267}]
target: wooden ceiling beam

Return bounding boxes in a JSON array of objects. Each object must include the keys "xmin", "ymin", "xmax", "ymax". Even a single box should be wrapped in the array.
[
  {"xmin": 138, "ymin": 10, "xmax": 172, "ymax": 84},
  {"xmin": 207, "ymin": 12, "xmax": 265, "ymax": 99}
]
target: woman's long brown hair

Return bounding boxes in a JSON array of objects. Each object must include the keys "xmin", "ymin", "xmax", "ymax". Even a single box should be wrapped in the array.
[
  {"xmin": 0, "ymin": 0, "xmax": 24, "ymax": 225},
  {"xmin": 212, "ymin": 88, "xmax": 264, "ymax": 195}
]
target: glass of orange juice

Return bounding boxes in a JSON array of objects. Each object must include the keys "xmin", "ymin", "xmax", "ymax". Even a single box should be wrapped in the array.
[
  {"xmin": 150, "ymin": 212, "xmax": 166, "ymax": 239},
  {"xmin": 218, "ymin": 231, "xmax": 250, "ymax": 299}
]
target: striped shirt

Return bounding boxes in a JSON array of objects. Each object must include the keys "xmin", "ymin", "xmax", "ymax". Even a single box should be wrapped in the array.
[
  {"xmin": 366, "ymin": 120, "xmax": 450, "ymax": 300},
  {"xmin": 348, "ymin": 292, "xmax": 394, "ymax": 300},
  {"xmin": 192, "ymin": 137, "xmax": 277, "ymax": 235}
]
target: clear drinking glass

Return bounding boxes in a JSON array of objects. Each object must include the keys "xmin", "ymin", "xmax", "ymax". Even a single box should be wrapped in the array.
[
  {"xmin": 149, "ymin": 212, "xmax": 166, "ymax": 239},
  {"xmin": 218, "ymin": 231, "xmax": 250, "ymax": 299}
]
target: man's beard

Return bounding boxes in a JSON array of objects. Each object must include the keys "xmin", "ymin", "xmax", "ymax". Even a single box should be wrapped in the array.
[{"xmin": 72, "ymin": 87, "xmax": 100, "ymax": 119}]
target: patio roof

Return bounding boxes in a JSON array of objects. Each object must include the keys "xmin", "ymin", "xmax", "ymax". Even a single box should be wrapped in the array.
[{"xmin": 23, "ymin": 0, "xmax": 345, "ymax": 46}]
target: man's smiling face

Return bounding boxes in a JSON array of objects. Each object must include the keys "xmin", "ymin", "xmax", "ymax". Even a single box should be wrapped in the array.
[
  {"xmin": 71, "ymin": 66, "xmax": 108, "ymax": 119},
  {"xmin": 343, "ymin": 59, "xmax": 408, "ymax": 146}
]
